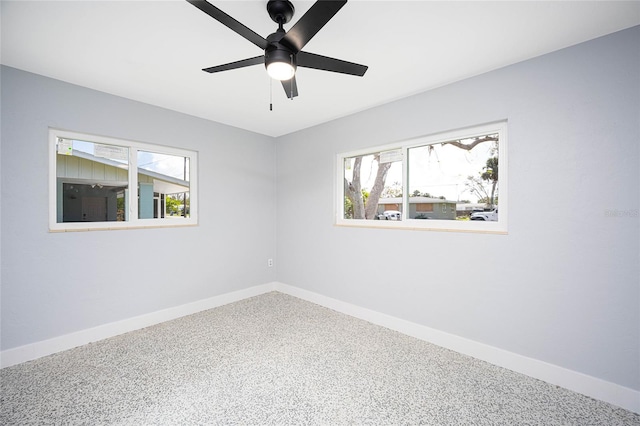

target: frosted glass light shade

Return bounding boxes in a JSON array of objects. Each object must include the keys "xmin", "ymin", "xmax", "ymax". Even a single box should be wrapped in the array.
[{"xmin": 267, "ymin": 62, "xmax": 295, "ymax": 81}]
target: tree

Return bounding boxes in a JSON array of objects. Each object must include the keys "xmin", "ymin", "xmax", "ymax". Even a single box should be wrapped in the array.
[
  {"xmin": 477, "ymin": 196, "xmax": 499, "ymax": 205},
  {"xmin": 344, "ymin": 156, "xmax": 365, "ymax": 219},
  {"xmin": 464, "ymin": 175, "xmax": 491, "ymax": 205},
  {"xmin": 344, "ymin": 189, "xmax": 369, "ymax": 219},
  {"xmin": 454, "ymin": 136, "xmax": 498, "ymax": 207},
  {"xmin": 412, "ymin": 189, "xmax": 433, "ymax": 198},
  {"xmin": 381, "ymin": 181, "xmax": 402, "ymax": 199},
  {"xmin": 165, "ymin": 195, "xmax": 182, "ymax": 216},
  {"xmin": 363, "ymin": 154, "xmax": 393, "ymax": 219},
  {"xmin": 465, "ymin": 156, "xmax": 499, "ymax": 208},
  {"xmin": 344, "ymin": 134, "xmax": 499, "ymax": 219},
  {"xmin": 345, "ymin": 154, "xmax": 391, "ymax": 219},
  {"xmin": 442, "ymin": 134, "xmax": 498, "ymax": 151},
  {"xmin": 481, "ymin": 156, "xmax": 499, "ymax": 208},
  {"xmin": 166, "ymin": 192, "xmax": 190, "ymax": 216}
]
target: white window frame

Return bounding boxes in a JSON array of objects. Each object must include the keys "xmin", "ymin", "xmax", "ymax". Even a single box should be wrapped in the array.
[
  {"xmin": 336, "ymin": 121, "xmax": 508, "ymax": 234},
  {"xmin": 49, "ymin": 128, "xmax": 198, "ymax": 232}
]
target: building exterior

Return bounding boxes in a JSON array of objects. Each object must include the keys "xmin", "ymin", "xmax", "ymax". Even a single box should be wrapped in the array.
[
  {"xmin": 56, "ymin": 149, "xmax": 189, "ymax": 222},
  {"xmin": 377, "ymin": 197, "xmax": 457, "ymax": 220}
]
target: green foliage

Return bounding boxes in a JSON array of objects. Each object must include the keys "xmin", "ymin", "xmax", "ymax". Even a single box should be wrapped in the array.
[
  {"xmin": 411, "ymin": 190, "xmax": 433, "ymax": 198},
  {"xmin": 166, "ymin": 195, "xmax": 183, "ymax": 216},
  {"xmin": 344, "ymin": 190, "xmax": 369, "ymax": 219},
  {"xmin": 477, "ymin": 196, "xmax": 499, "ymax": 204},
  {"xmin": 381, "ymin": 182, "xmax": 402, "ymax": 198},
  {"xmin": 481, "ymin": 157, "xmax": 499, "ymax": 182},
  {"xmin": 465, "ymin": 155, "xmax": 499, "ymax": 207}
]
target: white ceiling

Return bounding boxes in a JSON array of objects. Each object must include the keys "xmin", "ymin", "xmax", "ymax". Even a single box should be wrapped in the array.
[{"xmin": 2, "ymin": 1, "xmax": 639, "ymax": 137}]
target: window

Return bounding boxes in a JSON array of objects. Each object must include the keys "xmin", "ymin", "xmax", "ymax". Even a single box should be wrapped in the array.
[
  {"xmin": 49, "ymin": 129, "xmax": 197, "ymax": 231},
  {"xmin": 337, "ymin": 121, "xmax": 507, "ymax": 233}
]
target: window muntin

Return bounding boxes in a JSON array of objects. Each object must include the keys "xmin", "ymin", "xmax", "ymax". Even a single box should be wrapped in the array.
[
  {"xmin": 50, "ymin": 129, "xmax": 198, "ymax": 231},
  {"xmin": 337, "ymin": 122, "xmax": 507, "ymax": 233}
]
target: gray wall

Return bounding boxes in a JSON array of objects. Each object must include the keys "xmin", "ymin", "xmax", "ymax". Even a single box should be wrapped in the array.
[
  {"xmin": 0, "ymin": 66, "xmax": 277, "ymax": 350},
  {"xmin": 276, "ymin": 27, "xmax": 639, "ymax": 391}
]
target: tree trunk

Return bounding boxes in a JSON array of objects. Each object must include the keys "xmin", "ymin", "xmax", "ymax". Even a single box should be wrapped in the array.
[
  {"xmin": 489, "ymin": 180, "xmax": 497, "ymax": 209},
  {"xmin": 344, "ymin": 156, "xmax": 365, "ymax": 219},
  {"xmin": 364, "ymin": 155, "xmax": 392, "ymax": 219}
]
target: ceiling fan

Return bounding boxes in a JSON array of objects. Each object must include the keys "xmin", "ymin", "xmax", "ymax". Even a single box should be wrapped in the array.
[{"xmin": 186, "ymin": 0, "xmax": 368, "ymax": 99}]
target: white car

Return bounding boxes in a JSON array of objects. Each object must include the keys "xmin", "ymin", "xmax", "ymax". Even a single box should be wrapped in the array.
[
  {"xmin": 379, "ymin": 210, "xmax": 402, "ymax": 220},
  {"xmin": 470, "ymin": 208, "xmax": 498, "ymax": 221}
]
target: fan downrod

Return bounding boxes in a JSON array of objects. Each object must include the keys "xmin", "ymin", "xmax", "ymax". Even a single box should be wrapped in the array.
[{"xmin": 267, "ymin": 0, "xmax": 295, "ymax": 25}]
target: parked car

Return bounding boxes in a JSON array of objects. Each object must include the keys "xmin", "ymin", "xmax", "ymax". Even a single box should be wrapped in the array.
[
  {"xmin": 470, "ymin": 208, "xmax": 498, "ymax": 221},
  {"xmin": 378, "ymin": 210, "xmax": 402, "ymax": 220}
]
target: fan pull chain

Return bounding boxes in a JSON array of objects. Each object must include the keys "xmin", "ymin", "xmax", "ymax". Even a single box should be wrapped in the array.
[
  {"xmin": 290, "ymin": 54, "xmax": 294, "ymax": 100},
  {"xmin": 269, "ymin": 77, "xmax": 273, "ymax": 111}
]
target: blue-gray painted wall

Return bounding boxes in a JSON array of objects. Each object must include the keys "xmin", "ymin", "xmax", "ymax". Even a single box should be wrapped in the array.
[
  {"xmin": 1, "ymin": 66, "xmax": 277, "ymax": 349},
  {"xmin": 276, "ymin": 26, "xmax": 639, "ymax": 391}
]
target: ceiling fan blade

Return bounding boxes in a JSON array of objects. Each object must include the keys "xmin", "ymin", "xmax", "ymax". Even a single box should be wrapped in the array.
[
  {"xmin": 203, "ymin": 56, "xmax": 264, "ymax": 73},
  {"xmin": 187, "ymin": 0, "xmax": 268, "ymax": 50},
  {"xmin": 281, "ymin": 76, "xmax": 299, "ymax": 98},
  {"xmin": 280, "ymin": 1, "xmax": 347, "ymax": 53},
  {"xmin": 297, "ymin": 51, "xmax": 368, "ymax": 76}
]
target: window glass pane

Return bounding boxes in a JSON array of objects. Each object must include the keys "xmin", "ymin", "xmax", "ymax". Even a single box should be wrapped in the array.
[
  {"xmin": 56, "ymin": 139, "xmax": 129, "ymax": 223},
  {"xmin": 137, "ymin": 151, "xmax": 190, "ymax": 219},
  {"xmin": 407, "ymin": 133, "xmax": 498, "ymax": 221},
  {"xmin": 343, "ymin": 150, "xmax": 403, "ymax": 220}
]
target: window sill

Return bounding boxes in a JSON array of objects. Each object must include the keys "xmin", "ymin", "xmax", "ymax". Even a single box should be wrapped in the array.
[
  {"xmin": 49, "ymin": 221, "xmax": 198, "ymax": 232},
  {"xmin": 335, "ymin": 219, "xmax": 507, "ymax": 234}
]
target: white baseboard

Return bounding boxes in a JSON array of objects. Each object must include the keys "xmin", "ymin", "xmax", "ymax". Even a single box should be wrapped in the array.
[
  {"xmin": 2, "ymin": 281, "xmax": 638, "ymax": 414},
  {"xmin": 272, "ymin": 282, "xmax": 640, "ymax": 414},
  {"xmin": 0, "ymin": 282, "xmax": 278, "ymax": 369}
]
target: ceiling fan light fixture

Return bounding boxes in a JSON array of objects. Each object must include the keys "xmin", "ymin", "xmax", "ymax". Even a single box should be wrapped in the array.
[
  {"xmin": 267, "ymin": 61, "xmax": 295, "ymax": 80},
  {"xmin": 265, "ymin": 47, "xmax": 296, "ymax": 81}
]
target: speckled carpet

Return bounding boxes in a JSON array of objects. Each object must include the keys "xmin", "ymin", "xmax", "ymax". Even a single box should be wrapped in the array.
[{"xmin": 1, "ymin": 292, "xmax": 638, "ymax": 425}]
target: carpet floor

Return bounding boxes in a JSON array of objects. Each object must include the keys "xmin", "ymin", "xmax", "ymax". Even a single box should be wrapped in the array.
[{"xmin": 1, "ymin": 291, "xmax": 638, "ymax": 425}]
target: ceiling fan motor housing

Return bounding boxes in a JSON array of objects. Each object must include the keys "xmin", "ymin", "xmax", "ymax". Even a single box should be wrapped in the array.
[
  {"xmin": 265, "ymin": 30, "xmax": 297, "ymax": 74},
  {"xmin": 267, "ymin": 0, "xmax": 295, "ymax": 25},
  {"xmin": 264, "ymin": 44, "xmax": 297, "ymax": 75}
]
